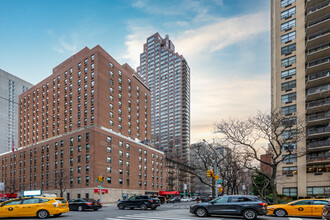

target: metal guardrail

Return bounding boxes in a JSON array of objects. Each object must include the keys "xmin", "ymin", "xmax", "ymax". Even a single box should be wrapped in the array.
[
  {"xmin": 307, "ymin": 84, "xmax": 330, "ymax": 95},
  {"xmin": 307, "ymin": 111, "xmax": 330, "ymax": 122}
]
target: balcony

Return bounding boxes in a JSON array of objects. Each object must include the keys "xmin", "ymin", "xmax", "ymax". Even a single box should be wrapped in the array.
[
  {"xmin": 306, "ymin": 13, "xmax": 330, "ymax": 36},
  {"xmin": 307, "ymin": 138, "xmax": 330, "ymax": 152},
  {"xmin": 306, "ymin": 111, "xmax": 330, "ymax": 126},
  {"xmin": 306, "ymin": 69, "xmax": 330, "ymax": 89},
  {"xmin": 306, "ymin": 27, "xmax": 330, "ymax": 49},
  {"xmin": 306, "ymin": 0, "xmax": 330, "ymax": 22},
  {"xmin": 306, "ymin": 155, "xmax": 330, "ymax": 164},
  {"xmin": 306, "ymin": 43, "xmax": 330, "ymax": 63},
  {"xmin": 306, "ymin": 84, "xmax": 330, "ymax": 101},
  {"xmin": 306, "ymin": 56, "xmax": 330, "ymax": 75},
  {"xmin": 306, "ymin": 97, "xmax": 330, "ymax": 114},
  {"xmin": 306, "ymin": 0, "xmax": 329, "ymax": 10},
  {"xmin": 307, "ymin": 124, "xmax": 330, "ymax": 138}
]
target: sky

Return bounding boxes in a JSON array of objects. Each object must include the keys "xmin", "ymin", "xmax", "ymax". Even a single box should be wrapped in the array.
[{"xmin": 0, "ymin": 0, "xmax": 271, "ymax": 143}]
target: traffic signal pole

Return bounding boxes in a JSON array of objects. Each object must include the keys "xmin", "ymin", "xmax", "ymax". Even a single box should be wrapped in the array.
[{"xmin": 203, "ymin": 139, "xmax": 218, "ymax": 199}]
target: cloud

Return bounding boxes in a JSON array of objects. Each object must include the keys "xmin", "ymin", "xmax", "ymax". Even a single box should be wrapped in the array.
[
  {"xmin": 122, "ymin": 9, "xmax": 270, "ymax": 143},
  {"xmin": 190, "ymin": 74, "xmax": 270, "ymax": 142},
  {"xmin": 174, "ymin": 11, "xmax": 269, "ymax": 59},
  {"xmin": 121, "ymin": 24, "xmax": 157, "ymax": 68}
]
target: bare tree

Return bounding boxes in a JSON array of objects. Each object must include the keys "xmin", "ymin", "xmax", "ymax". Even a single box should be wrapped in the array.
[
  {"xmin": 51, "ymin": 169, "xmax": 70, "ymax": 197},
  {"xmin": 189, "ymin": 142, "xmax": 250, "ymax": 198},
  {"xmin": 4, "ymin": 178, "xmax": 19, "ymax": 198},
  {"xmin": 214, "ymin": 109, "xmax": 305, "ymax": 203}
]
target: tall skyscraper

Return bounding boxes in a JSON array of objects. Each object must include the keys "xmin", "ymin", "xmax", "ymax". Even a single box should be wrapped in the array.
[
  {"xmin": 137, "ymin": 33, "xmax": 190, "ymax": 162},
  {"xmin": 0, "ymin": 69, "xmax": 33, "ymax": 154},
  {"xmin": 271, "ymin": 0, "xmax": 330, "ymax": 197}
]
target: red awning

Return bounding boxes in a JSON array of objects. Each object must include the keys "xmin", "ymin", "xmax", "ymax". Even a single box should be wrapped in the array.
[
  {"xmin": 159, "ymin": 191, "xmax": 180, "ymax": 195},
  {"xmin": 0, "ymin": 193, "xmax": 17, "ymax": 198}
]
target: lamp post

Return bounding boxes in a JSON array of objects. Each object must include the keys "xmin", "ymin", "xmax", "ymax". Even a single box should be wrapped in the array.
[{"xmin": 203, "ymin": 139, "xmax": 218, "ymax": 199}]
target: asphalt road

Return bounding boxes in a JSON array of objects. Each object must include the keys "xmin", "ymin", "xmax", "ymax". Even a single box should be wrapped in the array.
[{"xmin": 4, "ymin": 202, "xmax": 322, "ymax": 220}]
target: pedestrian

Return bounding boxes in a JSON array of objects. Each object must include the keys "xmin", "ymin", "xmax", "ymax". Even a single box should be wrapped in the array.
[{"xmin": 196, "ymin": 197, "xmax": 200, "ymax": 203}]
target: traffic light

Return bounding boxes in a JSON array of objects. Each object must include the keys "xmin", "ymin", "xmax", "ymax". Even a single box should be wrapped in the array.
[
  {"xmin": 207, "ymin": 169, "xmax": 214, "ymax": 177},
  {"xmin": 97, "ymin": 176, "xmax": 105, "ymax": 182},
  {"xmin": 218, "ymin": 187, "xmax": 224, "ymax": 192},
  {"xmin": 214, "ymin": 175, "xmax": 219, "ymax": 180}
]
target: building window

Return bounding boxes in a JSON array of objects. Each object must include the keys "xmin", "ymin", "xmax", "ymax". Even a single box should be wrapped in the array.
[
  {"xmin": 307, "ymin": 164, "xmax": 330, "ymax": 173},
  {"xmin": 107, "ymin": 166, "xmax": 112, "ymax": 173},
  {"xmin": 281, "ymin": 92, "xmax": 296, "ymax": 103},
  {"xmin": 307, "ymin": 186, "xmax": 330, "ymax": 197},
  {"xmin": 281, "ymin": 68, "xmax": 296, "ymax": 78},
  {"xmin": 281, "ymin": 7, "xmax": 295, "ymax": 19},
  {"xmin": 281, "ymin": 31, "xmax": 295, "ymax": 44},
  {"xmin": 283, "ymin": 187, "xmax": 297, "ymax": 197},
  {"xmin": 282, "ymin": 142, "xmax": 297, "ymax": 151},
  {"xmin": 282, "ymin": 105, "xmax": 296, "ymax": 115},
  {"xmin": 283, "ymin": 154, "xmax": 297, "ymax": 163},
  {"xmin": 107, "ymin": 177, "xmax": 111, "ymax": 184},
  {"xmin": 281, "ymin": 80, "xmax": 296, "ymax": 91},
  {"xmin": 281, "ymin": 0, "xmax": 295, "ymax": 8},
  {"xmin": 119, "ymin": 178, "xmax": 123, "ymax": 184},
  {"xmin": 281, "ymin": 19, "xmax": 296, "ymax": 31},
  {"xmin": 86, "ymin": 165, "xmax": 90, "ymax": 172},
  {"xmin": 282, "ymin": 166, "xmax": 297, "ymax": 175},
  {"xmin": 107, "ymin": 146, "xmax": 112, "ymax": 153},
  {"xmin": 119, "ymin": 159, "xmax": 123, "ymax": 165},
  {"xmin": 77, "ymin": 177, "xmax": 81, "ymax": 184},
  {"xmin": 281, "ymin": 56, "xmax": 296, "ymax": 67},
  {"xmin": 281, "ymin": 44, "xmax": 296, "ymax": 55},
  {"xmin": 107, "ymin": 136, "xmax": 112, "ymax": 143},
  {"xmin": 107, "ymin": 157, "xmax": 111, "ymax": 163}
]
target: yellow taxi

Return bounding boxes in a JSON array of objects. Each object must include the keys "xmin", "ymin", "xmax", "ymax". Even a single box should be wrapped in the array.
[
  {"xmin": 0, "ymin": 196, "xmax": 69, "ymax": 219},
  {"xmin": 267, "ymin": 199, "xmax": 330, "ymax": 217}
]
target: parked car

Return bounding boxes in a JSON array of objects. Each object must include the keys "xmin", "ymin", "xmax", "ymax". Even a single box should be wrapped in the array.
[
  {"xmin": 68, "ymin": 198, "xmax": 102, "ymax": 211},
  {"xmin": 167, "ymin": 197, "xmax": 181, "ymax": 203},
  {"xmin": 157, "ymin": 196, "xmax": 166, "ymax": 204},
  {"xmin": 191, "ymin": 196, "xmax": 197, "ymax": 201},
  {"xmin": 181, "ymin": 197, "xmax": 192, "ymax": 202},
  {"xmin": 0, "ymin": 196, "xmax": 69, "ymax": 219},
  {"xmin": 190, "ymin": 195, "xmax": 267, "ymax": 220},
  {"xmin": 268, "ymin": 199, "xmax": 330, "ymax": 218},
  {"xmin": 323, "ymin": 201, "xmax": 330, "ymax": 220},
  {"xmin": 117, "ymin": 195, "xmax": 160, "ymax": 210}
]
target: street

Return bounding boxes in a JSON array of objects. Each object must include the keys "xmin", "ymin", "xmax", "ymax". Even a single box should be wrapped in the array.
[{"xmin": 4, "ymin": 202, "xmax": 321, "ymax": 220}]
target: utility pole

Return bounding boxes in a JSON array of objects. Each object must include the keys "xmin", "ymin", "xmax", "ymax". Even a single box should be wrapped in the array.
[{"xmin": 204, "ymin": 139, "xmax": 218, "ymax": 199}]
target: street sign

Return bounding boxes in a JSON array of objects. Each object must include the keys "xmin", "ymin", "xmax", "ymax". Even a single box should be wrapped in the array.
[
  {"xmin": 216, "ymin": 184, "xmax": 222, "ymax": 188},
  {"xmin": 216, "ymin": 180, "xmax": 223, "ymax": 184}
]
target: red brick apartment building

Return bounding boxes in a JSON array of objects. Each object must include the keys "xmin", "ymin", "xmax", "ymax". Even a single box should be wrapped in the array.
[{"xmin": 0, "ymin": 46, "xmax": 165, "ymax": 202}]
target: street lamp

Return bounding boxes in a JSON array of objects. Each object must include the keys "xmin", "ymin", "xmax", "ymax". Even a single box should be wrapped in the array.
[{"xmin": 203, "ymin": 139, "xmax": 218, "ymax": 199}]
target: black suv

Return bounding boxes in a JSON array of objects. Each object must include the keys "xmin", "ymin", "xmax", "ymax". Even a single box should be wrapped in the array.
[
  {"xmin": 118, "ymin": 195, "xmax": 160, "ymax": 210},
  {"xmin": 190, "ymin": 195, "xmax": 267, "ymax": 220}
]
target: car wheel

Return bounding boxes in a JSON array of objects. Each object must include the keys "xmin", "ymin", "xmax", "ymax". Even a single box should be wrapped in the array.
[
  {"xmin": 151, "ymin": 207, "xmax": 157, "ymax": 210},
  {"xmin": 37, "ymin": 210, "xmax": 50, "ymax": 219},
  {"xmin": 195, "ymin": 207, "xmax": 208, "ymax": 217},
  {"xmin": 77, "ymin": 206, "xmax": 84, "ymax": 212},
  {"xmin": 93, "ymin": 208, "xmax": 98, "ymax": 211},
  {"xmin": 140, "ymin": 203, "xmax": 148, "ymax": 210},
  {"xmin": 54, "ymin": 213, "xmax": 62, "ymax": 217},
  {"xmin": 118, "ymin": 204, "xmax": 125, "ymax": 210},
  {"xmin": 242, "ymin": 209, "xmax": 257, "ymax": 220},
  {"xmin": 274, "ymin": 208, "xmax": 287, "ymax": 217}
]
